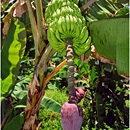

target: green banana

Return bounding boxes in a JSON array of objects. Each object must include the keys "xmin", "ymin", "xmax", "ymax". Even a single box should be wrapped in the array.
[
  {"xmin": 56, "ymin": 16, "xmax": 64, "ymax": 33},
  {"xmin": 72, "ymin": 37, "xmax": 79, "ymax": 44},
  {"xmin": 73, "ymin": 43, "xmax": 89, "ymax": 55},
  {"xmin": 80, "ymin": 29, "xmax": 88, "ymax": 44},
  {"xmin": 55, "ymin": 0, "xmax": 58, "ymax": 9},
  {"xmin": 46, "ymin": 17, "xmax": 51, "ymax": 25},
  {"xmin": 58, "ymin": 0, "xmax": 62, "ymax": 8},
  {"xmin": 79, "ymin": 26, "xmax": 87, "ymax": 40},
  {"xmin": 73, "ymin": 37, "xmax": 91, "ymax": 55},
  {"xmin": 73, "ymin": 46, "xmax": 86, "ymax": 55},
  {"xmin": 77, "ymin": 17, "xmax": 83, "ymax": 31},
  {"xmin": 52, "ymin": 12, "xmax": 57, "ymax": 19},
  {"xmin": 61, "ymin": 16, "xmax": 67, "ymax": 34},
  {"xmin": 79, "ymin": 37, "xmax": 91, "ymax": 49},
  {"xmin": 62, "ymin": 2, "xmax": 67, "ymax": 7},
  {"xmin": 55, "ymin": 29, "xmax": 63, "ymax": 42},
  {"xmin": 49, "ymin": 28, "xmax": 65, "ymax": 52},
  {"xmin": 69, "ymin": 15, "xmax": 74, "ymax": 33},
  {"xmin": 45, "ymin": 8, "xmax": 50, "ymax": 19},
  {"xmin": 67, "ymin": 6, "xmax": 73, "ymax": 15},
  {"xmin": 73, "ymin": 3, "xmax": 81, "ymax": 12},
  {"xmin": 59, "ymin": 42, "xmax": 66, "ymax": 51},
  {"xmin": 49, "ymin": 28, "xmax": 59, "ymax": 43},
  {"xmin": 51, "ymin": 0, "xmax": 55, "ymax": 11},
  {"xmin": 47, "ymin": 2, "xmax": 52, "ymax": 11},
  {"xmin": 56, "ymin": 9, "xmax": 61, "ymax": 18},
  {"xmin": 61, "ymin": 7, "xmax": 66, "ymax": 16},
  {"xmin": 49, "ymin": 21, "xmax": 56, "ymax": 32},
  {"xmin": 66, "ymin": 1, "xmax": 71, "ymax": 7},
  {"xmin": 73, "ymin": 15, "xmax": 77, "ymax": 24},
  {"xmin": 47, "ymin": 29, "xmax": 59, "ymax": 51},
  {"xmin": 66, "ymin": 15, "xmax": 70, "ymax": 33},
  {"xmin": 75, "ymin": 23, "xmax": 80, "ymax": 38},
  {"xmin": 72, "ymin": 28, "xmax": 88, "ymax": 44},
  {"xmin": 81, "ymin": 16, "xmax": 86, "ymax": 26}
]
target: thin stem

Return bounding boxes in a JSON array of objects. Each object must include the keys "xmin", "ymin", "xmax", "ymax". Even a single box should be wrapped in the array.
[
  {"xmin": 80, "ymin": 0, "xmax": 96, "ymax": 12},
  {"xmin": 36, "ymin": 45, "xmax": 56, "ymax": 86},
  {"xmin": 26, "ymin": 0, "xmax": 39, "ymax": 64},
  {"xmin": 65, "ymin": 39, "xmax": 77, "ymax": 103},
  {"xmin": 35, "ymin": 0, "xmax": 46, "ymax": 54}
]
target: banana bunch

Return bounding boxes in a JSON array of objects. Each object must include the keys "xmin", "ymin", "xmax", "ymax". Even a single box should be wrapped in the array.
[
  {"xmin": 45, "ymin": 0, "xmax": 91, "ymax": 55},
  {"xmin": 45, "ymin": 1, "xmax": 81, "ymax": 24}
]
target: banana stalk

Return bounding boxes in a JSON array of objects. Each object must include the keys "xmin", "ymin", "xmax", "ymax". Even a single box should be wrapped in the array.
[{"xmin": 65, "ymin": 39, "xmax": 77, "ymax": 103}]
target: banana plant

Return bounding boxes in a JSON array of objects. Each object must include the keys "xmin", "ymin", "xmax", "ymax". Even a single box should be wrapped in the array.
[
  {"xmin": 45, "ymin": 0, "xmax": 91, "ymax": 101},
  {"xmin": 45, "ymin": 0, "xmax": 90, "ymax": 129}
]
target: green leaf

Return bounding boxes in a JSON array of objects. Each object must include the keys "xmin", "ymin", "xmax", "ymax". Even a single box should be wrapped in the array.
[
  {"xmin": 74, "ymin": 57, "xmax": 81, "ymax": 66},
  {"xmin": 1, "ymin": 19, "xmax": 26, "ymax": 95},
  {"xmin": 125, "ymin": 100, "xmax": 129, "ymax": 108},
  {"xmin": 116, "ymin": 18, "xmax": 129, "ymax": 76},
  {"xmin": 81, "ymin": 0, "xmax": 123, "ymax": 22},
  {"xmin": 12, "ymin": 90, "xmax": 28, "ymax": 100},
  {"xmin": 95, "ymin": 93, "xmax": 104, "ymax": 128},
  {"xmin": 14, "ymin": 104, "xmax": 26, "ymax": 108},
  {"xmin": 108, "ymin": 0, "xmax": 129, "ymax": 3},
  {"xmin": 41, "ymin": 96, "xmax": 61, "ymax": 114},
  {"xmin": 3, "ymin": 112, "xmax": 24, "ymax": 130},
  {"xmin": 58, "ymin": 65, "xmax": 67, "ymax": 73},
  {"xmin": 89, "ymin": 17, "xmax": 129, "ymax": 76},
  {"xmin": 47, "ymin": 82, "xmax": 57, "ymax": 89},
  {"xmin": 90, "ymin": 66, "xmax": 98, "ymax": 84}
]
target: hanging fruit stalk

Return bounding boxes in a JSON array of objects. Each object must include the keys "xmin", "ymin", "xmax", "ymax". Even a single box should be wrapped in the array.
[
  {"xmin": 45, "ymin": 0, "xmax": 91, "ymax": 129},
  {"xmin": 65, "ymin": 39, "xmax": 77, "ymax": 103}
]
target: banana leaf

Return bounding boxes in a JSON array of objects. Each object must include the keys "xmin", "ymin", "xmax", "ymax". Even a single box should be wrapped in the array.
[
  {"xmin": 1, "ymin": 19, "xmax": 26, "ymax": 95},
  {"xmin": 80, "ymin": 0, "xmax": 123, "ymax": 22},
  {"xmin": 41, "ymin": 96, "xmax": 61, "ymax": 114},
  {"xmin": 108, "ymin": 0, "xmax": 129, "ymax": 3},
  {"xmin": 95, "ymin": 93, "xmax": 104, "ymax": 128},
  {"xmin": 3, "ymin": 112, "xmax": 24, "ymax": 130},
  {"xmin": 89, "ymin": 17, "xmax": 129, "ymax": 76}
]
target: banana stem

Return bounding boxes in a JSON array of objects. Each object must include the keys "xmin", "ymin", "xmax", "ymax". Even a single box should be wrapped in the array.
[
  {"xmin": 65, "ymin": 39, "xmax": 77, "ymax": 103},
  {"xmin": 35, "ymin": 0, "xmax": 46, "ymax": 55},
  {"xmin": 26, "ymin": 0, "xmax": 39, "ymax": 65}
]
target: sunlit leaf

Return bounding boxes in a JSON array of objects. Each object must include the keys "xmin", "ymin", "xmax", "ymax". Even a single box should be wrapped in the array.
[{"xmin": 1, "ymin": 19, "xmax": 26, "ymax": 95}]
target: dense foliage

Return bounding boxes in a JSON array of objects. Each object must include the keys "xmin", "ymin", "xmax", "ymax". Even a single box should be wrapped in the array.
[{"xmin": 1, "ymin": 0, "xmax": 129, "ymax": 129}]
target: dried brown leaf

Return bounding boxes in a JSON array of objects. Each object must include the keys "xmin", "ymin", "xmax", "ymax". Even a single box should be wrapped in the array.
[
  {"xmin": 0, "ymin": 3, "xmax": 4, "ymax": 12},
  {"xmin": 13, "ymin": 0, "xmax": 28, "ymax": 18},
  {"xmin": 2, "ymin": 15, "xmax": 11, "ymax": 37}
]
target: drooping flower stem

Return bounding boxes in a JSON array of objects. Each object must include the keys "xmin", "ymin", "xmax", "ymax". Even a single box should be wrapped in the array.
[{"xmin": 65, "ymin": 39, "xmax": 77, "ymax": 103}]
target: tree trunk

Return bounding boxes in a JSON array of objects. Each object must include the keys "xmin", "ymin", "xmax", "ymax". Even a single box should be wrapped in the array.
[{"xmin": 23, "ymin": 74, "xmax": 44, "ymax": 130}]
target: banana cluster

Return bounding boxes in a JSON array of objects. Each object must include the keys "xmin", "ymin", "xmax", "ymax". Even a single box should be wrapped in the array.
[{"xmin": 45, "ymin": 0, "xmax": 91, "ymax": 55}]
